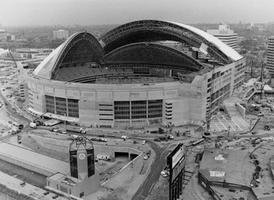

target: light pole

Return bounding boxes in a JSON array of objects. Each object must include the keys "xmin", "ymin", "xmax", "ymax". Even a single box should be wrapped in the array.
[{"xmin": 63, "ymin": 113, "xmax": 67, "ymax": 131}]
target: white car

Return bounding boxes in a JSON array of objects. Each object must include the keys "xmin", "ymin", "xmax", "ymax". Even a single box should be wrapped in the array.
[
  {"xmin": 142, "ymin": 140, "xmax": 146, "ymax": 145},
  {"xmin": 29, "ymin": 122, "xmax": 37, "ymax": 129},
  {"xmin": 161, "ymin": 170, "xmax": 169, "ymax": 177},
  {"xmin": 121, "ymin": 135, "xmax": 128, "ymax": 140},
  {"xmin": 52, "ymin": 128, "xmax": 59, "ymax": 132},
  {"xmin": 100, "ymin": 138, "xmax": 108, "ymax": 142},
  {"xmin": 143, "ymin": 155, "xmax": 149, "ymax": 160}
]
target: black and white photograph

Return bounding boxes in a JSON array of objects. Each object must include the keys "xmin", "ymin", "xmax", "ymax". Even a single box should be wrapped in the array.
[{"xmin": 0, "ymin": 0, "xmax": 273, "ymax": 199}]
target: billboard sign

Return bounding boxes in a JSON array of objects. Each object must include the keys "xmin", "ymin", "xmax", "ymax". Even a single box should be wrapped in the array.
[
  {"xmin": 172, "ymin": 145, "xmax": 185, "ymax": 168},
  {"xmin": 167, "ymin": 143, "xmax": 186, "ymax": 200}
]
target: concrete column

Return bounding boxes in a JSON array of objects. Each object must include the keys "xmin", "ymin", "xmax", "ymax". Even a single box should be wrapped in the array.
[{"xmin": 129, "ymin": 101, "xmax": 132, "ymax": 128}]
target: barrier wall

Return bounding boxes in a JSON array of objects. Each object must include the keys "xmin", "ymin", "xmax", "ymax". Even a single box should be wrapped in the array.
[{"xmin": 235, "ymin": 103, "xmax": 246, "ymax": 118}]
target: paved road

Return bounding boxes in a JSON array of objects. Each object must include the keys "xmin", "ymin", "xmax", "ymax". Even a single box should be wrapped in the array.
[
  {"xmin": 132, "ymin": 140, "xmax": 170, "ymax": 200},
  {"xmin": 0, "ymin": 90, "xmax": 30, "ymax": 125}
]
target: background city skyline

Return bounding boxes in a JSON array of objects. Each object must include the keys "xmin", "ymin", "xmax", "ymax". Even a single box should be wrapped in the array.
[{"xmin": 1, "ymin": 0, "xmax": 274, "ymax": 26}]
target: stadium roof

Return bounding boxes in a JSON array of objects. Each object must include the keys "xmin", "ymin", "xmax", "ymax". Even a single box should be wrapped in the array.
[
  {"xmin": 104, "ymin": 42, "xmax": 203, "ymax": 71},
  {"xmin": 170, "ymin": 22, "xmax": 242, "ymax": 61},
  {"xmin": 33, "ymin": 20, "xmax": 243, "ymax": 80},
  {"xmin": 100, "ymin": 20, "xmax": 242, "ymax": 64},
  {"xmin": 33, "ymin": 32, "xmax": 103, "ymax": 79}
]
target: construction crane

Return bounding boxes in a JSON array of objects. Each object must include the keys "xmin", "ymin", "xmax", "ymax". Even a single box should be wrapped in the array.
[{"xmin": 6, "ymin": 41, "xmax": 19, "ymax": 69}]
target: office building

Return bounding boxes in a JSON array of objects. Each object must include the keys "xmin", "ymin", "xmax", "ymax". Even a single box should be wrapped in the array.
[
  {"xmin": 266, "ymin": 36, "xmax": 274, "ymax": 77},
  {"xmin": 207, "ymin": 24, "xmax": 239, "ymax": 52},
  {"xmin": 53, "ymin": 29, "xmax": 69, "ymax": 40}
]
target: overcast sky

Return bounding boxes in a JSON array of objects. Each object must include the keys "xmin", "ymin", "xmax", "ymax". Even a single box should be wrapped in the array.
[{"xmin": 0, "ymin": 0, "xmax": 274, "ymax": 26}]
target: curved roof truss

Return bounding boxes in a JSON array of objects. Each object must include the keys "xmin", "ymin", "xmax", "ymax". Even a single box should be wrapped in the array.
[
  {"xmin": 100, "ymin": 20, "xmax": 242, "ymax": 65},
  {"xmin": 33, "ymin": 32, "xmax": 103, "ymax": 79},
  {"xmin": 104, "ymin": 42, "xmax": 203, "ymax": 71}
]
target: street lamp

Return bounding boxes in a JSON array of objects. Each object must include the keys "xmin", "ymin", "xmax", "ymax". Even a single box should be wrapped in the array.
[{"xmin": 63, "ymin": 112, "xmax": 67, "ymax": 131}]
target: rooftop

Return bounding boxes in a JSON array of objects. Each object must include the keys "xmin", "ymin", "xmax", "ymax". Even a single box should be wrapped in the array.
[
  {"xmin": 199, "ymin": 149, "xmax": 253, "ymax": 186},
  {"xmin": 0, "ymin": 143, "xmax": 69, "ymax": 176},
  {"xmin": 0, "ymin": 170, "xmax": 67, "ymax": 200}
]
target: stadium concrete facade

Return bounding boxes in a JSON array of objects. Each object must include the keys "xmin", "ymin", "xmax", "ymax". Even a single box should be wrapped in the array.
[{"xmin": 27, "ymin": 20, "xmax": 246, "ymax": 129}]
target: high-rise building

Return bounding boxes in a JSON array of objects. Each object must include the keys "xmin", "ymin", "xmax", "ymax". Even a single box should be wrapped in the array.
[
  {"xmin": 53, "ymin": 29, "xmax": 69, "ymax": 40},
  {"xmin": 207, "ymin": 24, "xmax": 239, "ymax": 52},
  {"xmin": 266, "ymin": 36, "xmax": 274, "ymax": 77}
]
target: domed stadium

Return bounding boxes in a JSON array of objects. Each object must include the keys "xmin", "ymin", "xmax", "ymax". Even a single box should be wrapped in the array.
[{"xmin": 27, "ymin": 20, "xmax": 245, "ymax": 129}]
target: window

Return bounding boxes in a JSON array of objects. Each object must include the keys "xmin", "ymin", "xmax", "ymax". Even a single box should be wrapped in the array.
[
  {"xmin": 148, "ymin": 100, "xmax": 162, "ymax": 118},
  {"xmin": 114, "ymin": 101, "xmax": 130, "ymax": 119},
  {"xmin": 55, "ymin": 97, "xmax": 67, "ymax": 115},
  {"xmin": 131, "ymin": 100, "xmax": 146, "ymax": 119},
  {"xmin": 45, "ymin": 95, "xmax": 55, "ymax": 113},
  {"xmin": 87, "ymin": 149, "xmax": 95, "ymax": 177},
  {"xmin": 70, "ymin": 150, "xmax": 78, "ymax": 178},
  {"xmin": 68, "ymin": 98, "xmax": 79, "ymax": 117}
]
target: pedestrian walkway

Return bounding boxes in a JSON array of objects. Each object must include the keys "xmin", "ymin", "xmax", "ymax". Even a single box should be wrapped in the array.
[{"xmin": 224, "ymin": 98, "xmax": 249, "ymax": 130}]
